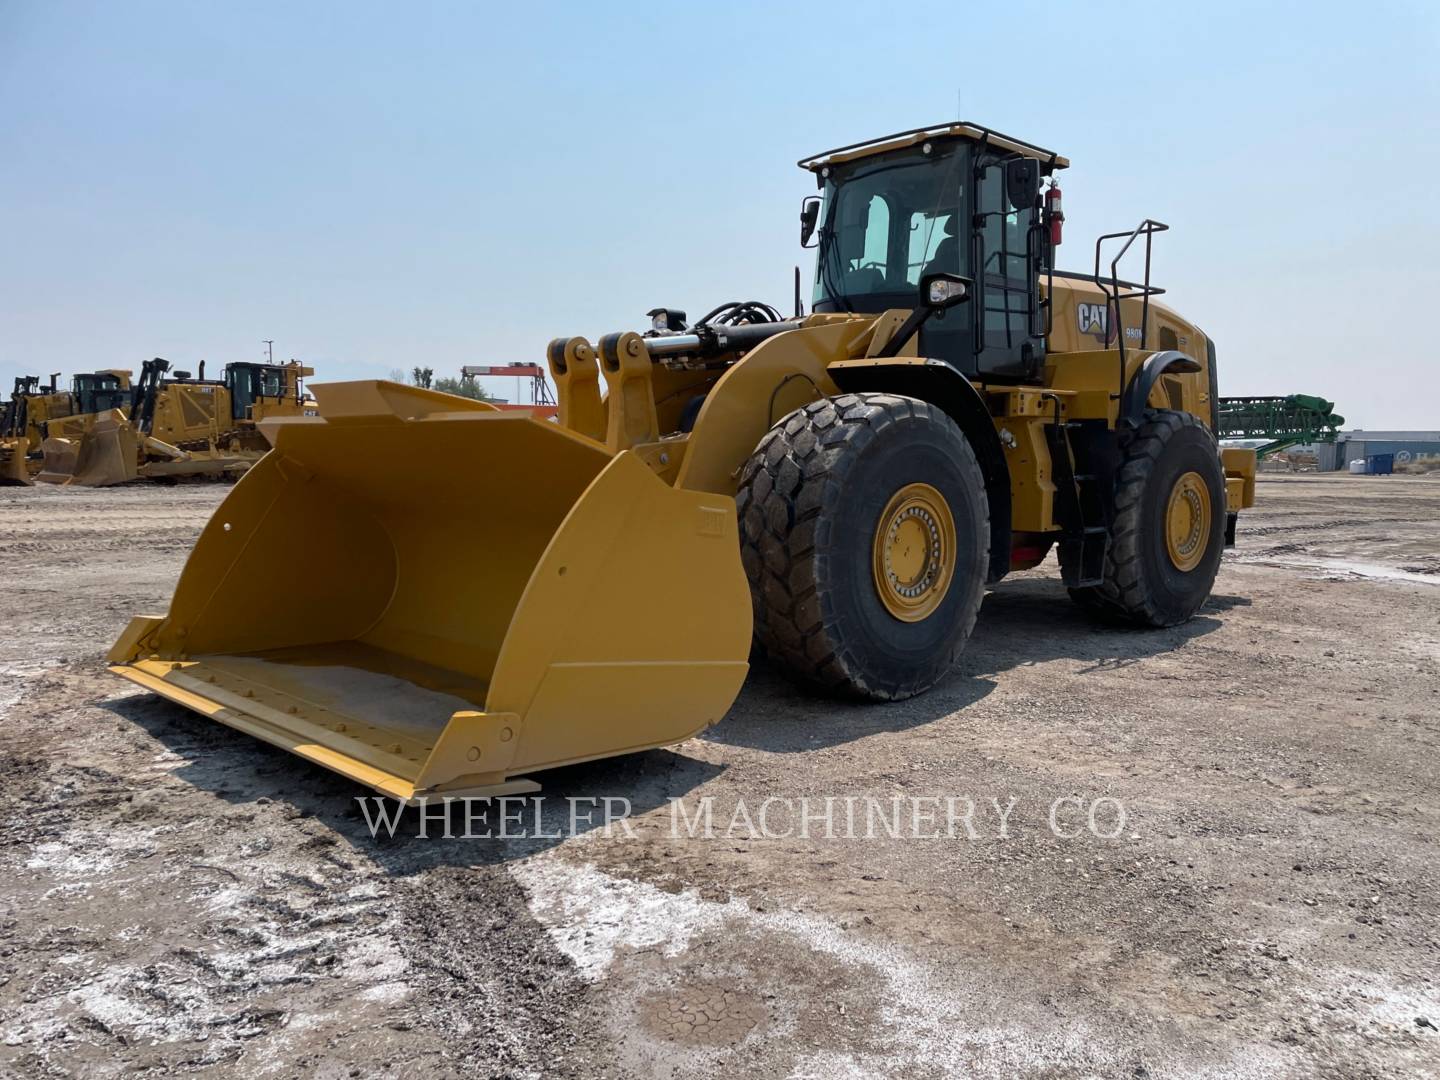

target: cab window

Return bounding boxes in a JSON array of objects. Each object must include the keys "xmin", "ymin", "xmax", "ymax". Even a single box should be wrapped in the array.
[
  {"xmin": 814, "ymin": 148, "xmax": 966, "ymax": 305},
  {"xmin": 907, "ymin": 211, "xmax": 953, "ymax": 284},
  {"xmin": 976, "ymin": 164, "xmax": 1035, "ymax": 347}
]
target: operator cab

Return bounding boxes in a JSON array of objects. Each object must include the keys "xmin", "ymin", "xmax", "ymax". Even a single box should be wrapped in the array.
[
  {"xmin": 800, "ymin": 123, "xmax": 1067, "ymax": 383},
  {"xmin": 226, "ymin": 362, "xmax": 297, "ymax": 421},
  {"xmin": 72, "ymin": 371, "xmax": 130, "ymax": 415}
]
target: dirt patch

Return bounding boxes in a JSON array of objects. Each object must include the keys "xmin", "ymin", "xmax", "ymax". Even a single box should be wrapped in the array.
[
  {"xmin": 637, "ymin": 984, "xmax": 767, "ymax": 1046},
  {"xmin": 3, "ymin": 475, "xmax": 1439, "ymax": 1077}
]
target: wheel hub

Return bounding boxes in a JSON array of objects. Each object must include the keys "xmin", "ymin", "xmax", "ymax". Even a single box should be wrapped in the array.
[
  {"xmin": 1164, "ymin": 470, "xmax": 1211, "ymax": 572},
  {"xmin": 872, "ymin": 483, "xmax": 956, "ymax": 622}
]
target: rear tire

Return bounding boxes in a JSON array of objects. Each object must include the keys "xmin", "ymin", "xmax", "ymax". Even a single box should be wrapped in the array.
[
  {"xmin": 736, "ymin": 393, "xmax": 989, "ymax": 700},
  {"xmin": 1066, "ymin": 409, "xmax": 1225, "ymax": 626}
]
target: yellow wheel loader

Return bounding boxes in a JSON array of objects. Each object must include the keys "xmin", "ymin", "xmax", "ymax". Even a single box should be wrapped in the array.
[
  {"xmin": 2, "ymin": 371, "xmax": 130, "ymax": 484},
  {"xmin": 40, "ymin": 358, "xmax": 317, "ymax": 486},
  {"xmin": 110, "ymin": 122, "xmax": 1256, "ymax": 803}
]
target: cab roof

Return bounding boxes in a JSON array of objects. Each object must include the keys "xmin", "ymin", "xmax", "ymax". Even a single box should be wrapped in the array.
[{"xmin": 798, "ymin": 121, "xmax": 1069, "ymax": 173}]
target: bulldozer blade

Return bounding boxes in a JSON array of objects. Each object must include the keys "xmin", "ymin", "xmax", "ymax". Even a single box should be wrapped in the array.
[
  {"xmin": 137, "ymin": 454, "xmax": 245, "ymax": 480},
  {"xmin": 36, "ymin": 411, "xmax": 140, "ymax": 487},
  {"xmin": 35, "ymin": 437, "xmax": 79, "ymax": 484},
  {"xmin": 0, "ymin": 437, "xmax": 34, "ymax": 486},
  {"xmin": 109, "ymin": 381, "xmax": 752, "ymax": 803}
]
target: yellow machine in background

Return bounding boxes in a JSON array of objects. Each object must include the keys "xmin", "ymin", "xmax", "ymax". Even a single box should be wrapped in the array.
[
  {"xmin": 0, "ymin": 434, "xmax": 30, "ymax": 484},
  {"xmin": 111, "ymin": 122, "xmax": 1255, "ymax": 803},
  {"xmin": 40, "ymin": 358, "xmax": 317, "ymax": 486},
  {"xmin": 2, "ymin": 371, "xmax": 131, "ymax": 485}
]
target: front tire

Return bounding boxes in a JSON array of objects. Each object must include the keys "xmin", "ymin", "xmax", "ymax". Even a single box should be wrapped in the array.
[
  {"xmin": 736, "ymin": 393, "xmax": 989, "ymax": 701},
  {"xmin": 1067, "ymin": 409, "xmax": 1226, "ymax": 626}
]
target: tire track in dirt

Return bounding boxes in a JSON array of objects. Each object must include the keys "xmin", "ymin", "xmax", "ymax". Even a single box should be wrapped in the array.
[{"xmin": 1, "ymin": 483, "xmax": 619, "ymax": 1078}]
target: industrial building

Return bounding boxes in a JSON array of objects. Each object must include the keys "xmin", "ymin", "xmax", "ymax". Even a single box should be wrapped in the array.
[{"xmin": 1298, "ymin": 431, "xmax": 1440, "ymax": 471}]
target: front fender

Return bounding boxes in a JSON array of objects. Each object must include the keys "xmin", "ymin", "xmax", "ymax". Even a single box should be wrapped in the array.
[{"xmin": 826, "ymin": 358, "xmax": 1012, "ymax": 582}]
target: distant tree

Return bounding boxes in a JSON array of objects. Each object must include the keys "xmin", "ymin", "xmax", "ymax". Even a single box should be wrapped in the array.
[
  {"xmin": 383, "ymin": 367, "xmax": 492, "ymax": 401},
  {"xmin": 434, "ymin": 376, "xmax": 494, "ymax": 401}
]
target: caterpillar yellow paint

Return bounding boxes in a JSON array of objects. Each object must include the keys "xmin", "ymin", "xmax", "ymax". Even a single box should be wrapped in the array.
[{"xmin": 111, "ymin": 122, "xmax": 1254, "ymax": 800}]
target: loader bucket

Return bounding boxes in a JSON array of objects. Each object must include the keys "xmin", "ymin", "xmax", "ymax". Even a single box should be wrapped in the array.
[
  {"xmin": 0, "ymin": 437, "xmax": 33, "ymax": 485},
  {"xmin": 108, "ymin": 381, "xmax": 752, "ymax": 802},
  {"xmin": 37, "ymin": 410, "xmax": 140, "ymax": 486}
]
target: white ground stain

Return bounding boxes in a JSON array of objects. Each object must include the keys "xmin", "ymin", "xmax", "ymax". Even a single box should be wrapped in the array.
[
  {"xmin": 5, "ymin": 822, "xmax": 412, "ymax": 1071},
  {"xmin": 1306, "ymin": 965, "xmax": 1439, "ymax": 1028},
  {"xmin": 511, "ymin": 857, "xmax": 726, "ymax": 978},
  {"xmin": 0, "ymin": 660, "xmax": 54, "ymax": 724},
  {"xmin": 512, "ymin": 854, "xmax": 1295, "ymax": 1080},
  {"xmin": 24, "ymin": 842, "xmax": 118, "ymax": 877},
  {"xmin": 1248, "ymin": 556, "xmax": 1440, "ymax": 586}
]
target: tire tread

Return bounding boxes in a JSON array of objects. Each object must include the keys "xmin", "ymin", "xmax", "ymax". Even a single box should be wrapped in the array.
[
  {"xmin": 1068, "ymin": 409, "xmax": 1221, "ymax": 626},
  {"xmin": 736, "ymin": 393, "xmax": 988, "ymax": 700}
]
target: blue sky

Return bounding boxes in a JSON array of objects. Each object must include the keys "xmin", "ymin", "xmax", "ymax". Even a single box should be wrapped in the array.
[{"xmin": 2, "ymin": 0, "xmax": 1436, "ymax": 426}]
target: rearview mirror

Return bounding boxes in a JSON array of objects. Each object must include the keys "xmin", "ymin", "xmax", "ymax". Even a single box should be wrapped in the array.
[
  {"xmin": 1005, "ymin": 158, "xmax": 1040, "ymax": 209},
  {"xmin": 800, "ymin": 196, "xmax": 821, "ymax": 248},
  {"xmin": 875, "ymin": 272, "xmax": 975, "ymax": 359},
  {"xmin": 919, "ymin": 272, "xmax": 972, "ymax": 311}
]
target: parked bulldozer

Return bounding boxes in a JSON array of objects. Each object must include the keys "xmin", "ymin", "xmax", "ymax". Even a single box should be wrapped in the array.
[
  {"xmin": 1, "ymin": 376, "xmax": 55, "ymax": 484},
  {"xmin": 40, "ymin": 358, "xmax": 316, "ymax": 486},
  {"xmin": 2, "ymin": 371, "xmax": 130, "ymax": 484},
  {"xmin": 0, "ymin": 434, "xmax": 26, "ymax": 485},
  {"xmin": 110, "ymin": 122, "xmax": 1256, "ymax": 803}
]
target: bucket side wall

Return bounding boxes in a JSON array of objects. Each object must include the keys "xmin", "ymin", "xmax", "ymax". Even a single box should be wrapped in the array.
[
  {"xmin": 152, "ymin": 453, "xmax": 398, "ymax": 659},
  {"xmin": 152, "ymin": 413, "xmax": 612, "ymax": 688},
  {"xmin": 486, "ymin": 451, "xmax": 753, "ymax": 772}
]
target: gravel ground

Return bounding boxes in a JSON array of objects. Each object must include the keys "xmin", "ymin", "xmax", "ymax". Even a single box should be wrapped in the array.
[{"xmin": 1, "ymin": 474, "xmax": 1437, "ymax": 1078}]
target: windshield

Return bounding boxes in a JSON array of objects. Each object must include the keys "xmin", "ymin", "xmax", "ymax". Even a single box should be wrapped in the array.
[
  {"xmin": 73, "ymin": 374, "xmax": 128, "ymax": 415},
  {"xmin": 229, "ymin": 366, "xmax": 287, "ymax": 397},
  {"xmin": 813, "ymin": 145, "xmax": 967, "ymax": 310}
]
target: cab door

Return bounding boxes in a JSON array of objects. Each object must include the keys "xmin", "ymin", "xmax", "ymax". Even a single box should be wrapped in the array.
[{"xmin": 970, "ymin": 154, "xmax": 1043, "ymax": 381}]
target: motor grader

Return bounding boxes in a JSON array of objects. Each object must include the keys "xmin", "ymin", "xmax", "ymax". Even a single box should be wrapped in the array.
[
  {"xmin": 40, "ymin": 357, "xmax": 317, "ymax": 486},
  {"xmin": 2, "ymin": 370, "xmax": 131, "ymax": 484},
  {"xmin": 110, "ymin": 122, "xmax": 1255, "ymax": 803}
]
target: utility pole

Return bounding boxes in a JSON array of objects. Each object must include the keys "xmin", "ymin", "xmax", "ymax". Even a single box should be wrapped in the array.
[{"xmin": 262, "ymin": 340, "xmax": 274, "ymax": 364}]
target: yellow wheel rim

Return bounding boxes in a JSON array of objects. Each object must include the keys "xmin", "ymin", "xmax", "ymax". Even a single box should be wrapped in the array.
[
  {"xmin": 871, "ymin": 482, "xmax": 956, "ymax": 622},
  {"xmin": 1164, "ymin": 470, "xmax": 1212, "ymax": 572}
]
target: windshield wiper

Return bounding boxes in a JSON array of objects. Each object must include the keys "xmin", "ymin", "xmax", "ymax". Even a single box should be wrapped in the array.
[{"xmin": 817, "ymin": 226, "xmax": 854, "ymax": 314}]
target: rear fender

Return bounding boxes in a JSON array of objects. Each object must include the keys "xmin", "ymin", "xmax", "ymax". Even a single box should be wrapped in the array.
[{"xmin": 1121, "ymin": 350, "xmax": 1202, "ymax": 428}]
